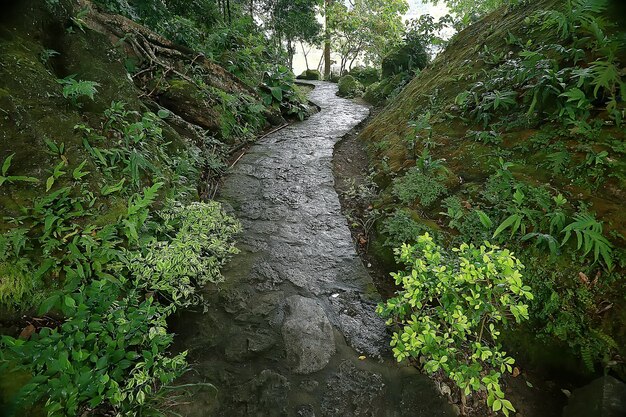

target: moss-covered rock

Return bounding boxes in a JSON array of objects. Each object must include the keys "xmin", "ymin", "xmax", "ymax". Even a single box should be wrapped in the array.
[
  {"xmin": 337, "ymin": 75, "xmax": 364, "ymax": 98},
  {"xmin": 296, "ymin": 69, "xmax": 321, "ymax": 80},
  {"xmin": 363, "ymin": 73, "xmax": 409, "ymax": 105}
]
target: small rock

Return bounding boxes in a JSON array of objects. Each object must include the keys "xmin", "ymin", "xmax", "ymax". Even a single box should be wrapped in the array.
[{"xmin": 297, "ymin": 404, "xmax": 316, "ymax": 417}]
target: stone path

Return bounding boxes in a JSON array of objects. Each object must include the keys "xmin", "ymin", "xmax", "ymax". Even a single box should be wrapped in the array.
[{"xmin": 171, "ymin": 81, "xmax": 455, "ymax": 417}]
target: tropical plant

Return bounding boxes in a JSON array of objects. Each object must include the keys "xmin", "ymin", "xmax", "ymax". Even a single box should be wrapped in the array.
[
  {"xmin": 0, "ymin": 154, "xmax": 39, "ymax": 186},
  {"xmin": 561, "ymin": 212, "xmax": 613, "ymax": 269},
  {"xmin": 259, "ymin": 65, "xmax": 308, "ymax": 120},
  {"xmin": 392, "ymin": 166, "xmax": 447, "ymax": 207}
]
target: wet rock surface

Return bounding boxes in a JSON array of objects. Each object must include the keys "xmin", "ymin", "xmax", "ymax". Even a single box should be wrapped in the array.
[
  {"xmin": 170, "ymin": 81, "xmax": 455, "ymax": 417},
  {"xmin": 282, "ymin": 295, "xmax": 335, "ymax": 374}
]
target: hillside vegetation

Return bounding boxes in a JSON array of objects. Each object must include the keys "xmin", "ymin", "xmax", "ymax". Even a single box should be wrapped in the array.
[
  {"xmin": 0, "ymin": 0, "xmax": 311, "ymax": 415},
  {"xmin": 362, "ymin": 0, "xmax": 625, "ymax": 386}
]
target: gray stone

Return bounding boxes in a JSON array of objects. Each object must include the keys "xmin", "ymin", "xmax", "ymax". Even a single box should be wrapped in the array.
[
  {"xmin": 296, "ymin": 404, "xmax": 316, "ymax": 417},
  {"xmin": 320, "ymin": 360, "xmax": 385, "ymax": 417},
  {"xmin": 563, "ymin": 375, "xmax": 626, "ymax": 417},
  {"xmin": 282, "ymin": 295, "xmax": 336, "ymax": 374}
]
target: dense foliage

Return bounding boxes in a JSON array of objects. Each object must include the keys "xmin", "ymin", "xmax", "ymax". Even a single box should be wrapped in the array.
[
  {"xmin": 378, "ymin": 234, "xmax": 532, "ymax": 416},
  {"xmin": 349, "ymin": 0, "xmax": 626, "ymax": 414},
  {"xmin": 0, "ymin": 97, "xmax": 241, "ymax": 416}
]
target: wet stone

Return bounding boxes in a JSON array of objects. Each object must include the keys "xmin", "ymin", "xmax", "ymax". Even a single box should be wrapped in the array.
[
  {"xmin": 282, "ymin": 295, "xmax": 336, "ymax": 374},
  {"xmin": 326, "ymin": 290, "xmax": 388, "ymax": 358},
  {"xmin": 233, "ymin": 369, "xmax": 290, "ymax": 417},
  {"xmin": 296, "ymin": 404, "xmax": 316, "ymax": 417},
  {"xmin": 320, "ymin": 361, "xmax": 385, "ymax": 417}
]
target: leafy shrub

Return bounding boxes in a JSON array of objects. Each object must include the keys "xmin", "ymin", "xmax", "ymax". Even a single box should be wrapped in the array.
[
  {"xmin": 1, "ymin": 279, "xmax": 187, "ymax": 417},
  {"xmin": 259, "ymin": 65, "xmax": 308, "ymax": 120},
  {"xmin": 0, "ymin": 101, "xmax": 236, "ymax": 416},
  {"xmin": 156, "ymin": 16, "xmax": 203, "ymax": 49},
  {"xmin": 363, "ymin": 73, "xmax": 411, "ymax": 105},
  {"xmin": 131, "ymin": 202, "xmax": 241, "ymax": 308},
  {"xmin": 392, "ymin": 166, "xmax": 446, "ymax": 207},
  {"xmin": 337, "ymin": 75, "xmax": 364, "ymax": 98},
  {"xmin": 347, "ymin": 66, "xmax": 380, "ymax": 86},
  {"xmin": 523, "ymin": 256, "xmax": 620, "ymax": 372},
  {"xmin": 363, "ymin": 82, "xmax": 382, "ymax": 104},
  {"xmin": 377, "ymin": 234, "xmax": 533, "ymax": 416},
  {"xmin": 381, "ymin": 209, "xmax": 432, "ymax": 248},
  {"xmin": 381, "ymin": 40, "xmax": 429, "ymax": 78}
]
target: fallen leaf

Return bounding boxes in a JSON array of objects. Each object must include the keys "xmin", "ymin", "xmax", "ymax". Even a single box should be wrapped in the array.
[
  {"xmin": 512, "ymin": 367, "xmax": 520, "ymax": 377},
  {"xmin": 19, "ymin": 324, "xmax": 36, "ymax": 340},
  {"xmin": 358, "ymin": 355, "xmax": 366, "ymax": 360}
]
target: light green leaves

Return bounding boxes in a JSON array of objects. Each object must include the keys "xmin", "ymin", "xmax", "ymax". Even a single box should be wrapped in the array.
[
  {"xmin": 57, "ymin": 74, "xmax": 100, "ymax": 103},
  {"xmin": 377, "ymin": 234, "xmax": 531, "ymax": 416}
]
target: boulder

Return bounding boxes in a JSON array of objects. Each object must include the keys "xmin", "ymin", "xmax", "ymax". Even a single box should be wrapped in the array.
[
  {"xmin": 297, "ymin": 69, "xmax": 322, "ymax": 80},
  {"xmin": 282, "ymin": 295, "xmax": 335, "ymax": 374},
  {"xmin": 563, "ymin": 375, "xmax": 626, "ymax": 417}
]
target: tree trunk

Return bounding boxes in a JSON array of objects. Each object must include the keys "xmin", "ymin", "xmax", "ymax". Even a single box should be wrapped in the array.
[
  {"xmin": 324, "ymin": 0, "xmax": 332, "ymax": 80},
  {"xmin": 316, "ymin": 53, "xmax": 324, "ymax": 72},
  {"xmin": 287, "ymin": 39, "xmax": 295, "ymax": 71},
  {"xmin": 301, "ymin": 41, "xmax": 309, "ymax": 70}
]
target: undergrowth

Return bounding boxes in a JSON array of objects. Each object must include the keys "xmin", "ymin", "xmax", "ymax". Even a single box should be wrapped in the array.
[
  {"xmin": 0, "ymin": 97, "xmax": 240, "ymax": 416},
  {"xmin": 366, "ymin": 0, "xmax": 626, "ymax": 415}
]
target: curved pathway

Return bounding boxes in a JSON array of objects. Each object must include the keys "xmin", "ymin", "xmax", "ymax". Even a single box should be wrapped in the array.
[{"xmin": 172, "ymin": 81, "xmax": 455, "ymax": 417}]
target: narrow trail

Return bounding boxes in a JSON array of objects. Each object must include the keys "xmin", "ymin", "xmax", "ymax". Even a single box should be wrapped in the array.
[{"xmin": 171, "ymin": 81, "xmax": 455, "ymax": 417}]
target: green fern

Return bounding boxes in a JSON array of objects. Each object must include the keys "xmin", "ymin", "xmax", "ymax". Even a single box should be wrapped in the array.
[
  {"xmin": 57, "ymin": 75, "xmax": 100, "ymax": 104},
  {"xmin": 580, "ymin": 344, "xmax": 595, "ymax": 372},
  {"xmin": 561, "ymin": 213, "xmax": 613, "ymax": 269}
]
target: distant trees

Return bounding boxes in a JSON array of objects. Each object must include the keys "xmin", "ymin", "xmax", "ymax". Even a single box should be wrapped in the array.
[
  {"xmin": 267, "ymin": 0, "xmax": 323, "ymax": 69},
  {"xmin": 326, "ymin": 0, "xmax": 409, "ymax": 76}
]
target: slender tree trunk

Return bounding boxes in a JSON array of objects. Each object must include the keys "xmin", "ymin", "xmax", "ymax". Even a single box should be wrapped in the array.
[
  {"xmin": 316, "ymin": 53, "xmax": 324, "ymax": 72},
  {"xmin": 301, "ymin": 41, "xmax": 309, "ymax": 70},
  {"xmin": 287, "ymin": 39, "xmax": 295, "ymax": 70},
  {"xmin": 226, "ymin": 0, "xmax": 232, "ymax": 24},
  {"xmin": 250, "ymin": 0, "xmax": 253, "ymax": 19},
  {"xmin": 324, "ymin": 0, "xmax": 331, "ymax": 80}
]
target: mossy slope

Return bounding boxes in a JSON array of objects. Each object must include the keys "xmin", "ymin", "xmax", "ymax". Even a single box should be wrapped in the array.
[{"xmin": 360, "ymin": 0, "xmax": 626, "ymax": 378}]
